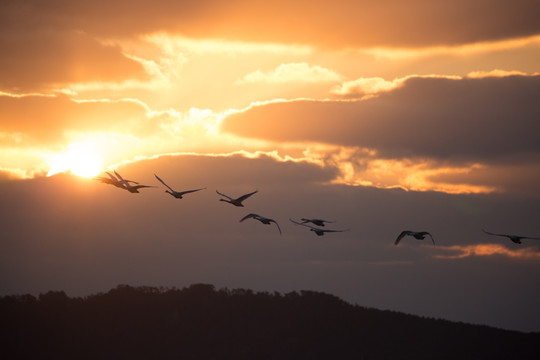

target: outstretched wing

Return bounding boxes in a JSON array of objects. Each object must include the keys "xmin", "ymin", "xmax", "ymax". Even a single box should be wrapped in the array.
[
  {"xmin": 301, "ymin": 218, "xmax": 335, "ymax": 226},
  {"xmin": 421, "ymin": 231, "xmax": 435, "ymax": 245},
  {"xmin": 325, "ymin": 229, "xmax": 350, "ymax": 233},
  {"xmin": 131, "ymin": 185, "xmax": 155, "ymax": 190},
  {"xmin": 106, "ymin": 171, "xmax": 120, "ymax": 182},
  {"xmin": 177, "ymin": 188, "xmax": 206, "ymax": 196},
  {"xmin": 216, "ymin": 190, "xmax": 233, "ymax": 201},
  {"xmin": 270, "ymin": 219, "xmax": 282, "ymax": 235},
  {"xmin": 482, "ymin": 229, "xmax": 508, "ymax": 238},
  {"xmin": 236, "ymin": 190, "xmax": 258, "ymax": 202},
  {"xmin": 395, "ymin": 231, "xmax": 411, "ymax": 246},
  {"xmin": 240, "ymin": 213, "xmax": 259, "ymax": 222},
  {"xmin": 154, "ymin": 173, "xmax": 175, "ymax": 192},
  {"xmin": 522, "ymin": 236, "xmax": 540, "ymax": 240},
  {"xmin": 113, "ymin": 170, "xmax": 126, "ymax": 183},
  {"xmin": 290, "ymin": 218, "xmax": 318, "ymax": 230}
]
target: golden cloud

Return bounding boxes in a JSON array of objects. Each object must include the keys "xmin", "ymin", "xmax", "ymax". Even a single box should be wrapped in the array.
[
  {"xmin": 236, "ymin": 63, "xmax": 342, "ymax": 84},
  {"xmin": 435, "ymin": 244, "xmax": 540, "ymax": 260},
  {"xmin": 331, "ymin": 74, "xmax": 461, "ymax": 97},
  {"xmin": 359, "ymin": 35, "xmax": 540, "ymax": 60}
]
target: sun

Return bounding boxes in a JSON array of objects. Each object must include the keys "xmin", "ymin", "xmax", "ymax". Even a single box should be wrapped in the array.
[{"xmin": 47, "ymin": 141, "xmax": 104, "ymax": 178}]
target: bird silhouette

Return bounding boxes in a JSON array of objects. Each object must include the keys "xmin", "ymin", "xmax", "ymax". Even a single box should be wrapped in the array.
[
  {"xmin": 394, "ymin": 231, "xmax": 435, "ymax": 246},
  {"xmin": 300, "ymin": 218, "xmax": 335, "ymax": 227},
  {"xmin": 154, "ymin": 173, "xmax": 206, "ymax": 199},
  {"xmin": 95, "ymin": 171, "xmax": 139, "ymax": 189},
  {"xmin": 240, "ymin": 213, "xmax": 282, "ymax": 235},
  {"xmin": 290, "ymin": 219, "xmax": 349, "ymax": 236},
  {"xmin": 482, "ymin": 229, "xmax": 540, "ymax": 244},
  {"xmin": 216, "ymin": 190, "xmax": 258, "ymax": 207},
  {"xmin": 113, "ymin": 170, "xmax": 154, "ymax": 193}
]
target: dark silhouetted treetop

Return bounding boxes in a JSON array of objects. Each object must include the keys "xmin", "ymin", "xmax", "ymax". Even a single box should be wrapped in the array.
[{"xmin": 1, "ymin": 284, "xmax": 539, "ymax": 360}]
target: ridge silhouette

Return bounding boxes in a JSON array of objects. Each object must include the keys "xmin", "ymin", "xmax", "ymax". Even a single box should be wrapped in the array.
[{"xmin": 1, "ymin": 284, "xmax": 539, "ymax": 359}]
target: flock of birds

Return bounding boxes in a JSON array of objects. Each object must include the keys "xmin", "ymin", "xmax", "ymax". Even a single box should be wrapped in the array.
[{"xmin": 95, "ymin": 170, "xmax": 540, "ymax": 246}]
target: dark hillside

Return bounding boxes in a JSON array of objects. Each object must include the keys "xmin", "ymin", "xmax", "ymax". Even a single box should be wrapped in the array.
[{"xmin": 1, "ymin": 284, "xmax": 538, "ymax": 359}]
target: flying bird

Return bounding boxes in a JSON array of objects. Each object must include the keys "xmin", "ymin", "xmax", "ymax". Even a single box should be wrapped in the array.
[
  {"xmin": 289, "ymin": 219, "xmax": 349, "ymax": 236},
  {"xmin": 154, "ymin": 173, "xmax": 206, "ymax": 199},
  {"xmin": 482, "ymin": 229, "xmax": 540, "ymax": 244},
  {"xmin": 113, "ymin": 170, "xmax": 155, "ymax": 193},
  {"xmin": 216, "ymin": 190, "xmax": 258, "ymax": 207},
  {"xmin": 240, "ymin": 213, "xmax": 282, "ymax": 235},
  {"xmin": 300, "ymin": 218, "xmax": 335, "ymax": 227},
  {"xmin": 95, "ymin": 171, "xmax": 138, "ymax": 189},
  {"xmin": 394, "ymin": 231, "xmax": 435, "ymax": 246}
]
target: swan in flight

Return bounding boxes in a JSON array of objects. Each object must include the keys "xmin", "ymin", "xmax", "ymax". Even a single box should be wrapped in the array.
[
  {"xmin": 394, "ymin": 231, "xmax": 435, "ymax": 246},
  {"xmin": 216, "ymin": 190, "xmax": 258, "ymax": 207},
  {"xmin": 95, "ymin": 171, "xmax": 139, "ymax": 189},
  {"xmin": 482, "ymin": 229, "xmax": 540, "ymax": 244},
  {"xmin": 300, "ymin": 218, "xmax": 335, "ymax": 227},
  {"xmin": 113, "ymin": 170, "xmax": 154, "ymax": 193},
  {"xmin": 154, "ymin": 174, "xmax": 206, "ymax": 199},
  {"xmin": 289, "ymin": 219, "xmax": 349, "ymax": 236},
  {"xmin": 240, "ymin": 213, "xmax": 282, "ymax": 235}
]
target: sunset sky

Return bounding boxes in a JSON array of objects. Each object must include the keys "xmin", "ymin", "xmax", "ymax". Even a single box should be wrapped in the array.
[{"xmin": 1, "ymin": 0, "xmax": 540, "ymax": 332}]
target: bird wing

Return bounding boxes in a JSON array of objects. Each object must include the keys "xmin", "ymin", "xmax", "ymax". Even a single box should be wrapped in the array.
[
  {"xmin": 236, "ymin": 190, "xmax": 258, "ymax": 202},
  {"xmin": 113, "ymin": 170, "xmax": 125, "ymax": 182},
  {"xmin": 301, "ymin": 218, "xmax": 334, "ymax": 226},
  {"xmin": 324, "ymin": 229, "xmax": 349, "ymax": 233},
  {"xmin": 422, "ymin": 232, "xmax": 435, "ymax": 245},
  {"xmin": 109, "ymin": 171, "xmax": 138, "ymax": 184},
  {"xmin": 270, "ymin": 219, "xmax": 282, "ymax": 235},
  {"xmin": 216, "ymin": 190, "xmax": 233, "ymax": 201},
  {"xmin": 177, "ymin": 188, "xmax": 206, "ymax": 196},
  {"xmin": 290, "ymin": 218, "xmax": 318, "ymax": 230},
  {"xmin": 94, "ymin": 176, "xmax": 109, "ymax": 182},
  {"xmin": 395, "ymin": 231, "xmax": 411, "ymax": 245},
  {"xmin": 482, "ymin": 229, "xmax": 508, "ymax": 238},
  {"xmin": 106, "ymin": 171, "xmax": 122, "ymax": 183},
  {"xmin": 154, "ymin": 173, "xmax": 175, "ymax": 192},
  {"xmin": 314, "ymin": 219, "xmax": 335, "ymax": 224},
  {"xmin": 131, "ymin": 185, "xmax": 154, "ymax": 190},
  {"xmin": 240, "ymin": 213, "xmax": 258, "ymax": 222}
]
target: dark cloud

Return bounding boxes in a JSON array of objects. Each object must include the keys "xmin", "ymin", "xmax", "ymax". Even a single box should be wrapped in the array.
[
  {"xmin": 427, "ymin": 157, "xmax": 540, "ymax": 195},
  {"xmin": 222, "ymin": 75, "xmax": 540, "ymax": 163},
  {"xmin": 2, "ymin": 1, "xmax": 539, "ymax": 50}
]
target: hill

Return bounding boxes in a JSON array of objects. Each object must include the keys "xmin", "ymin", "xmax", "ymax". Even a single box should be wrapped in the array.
[{"xmin": 1, "ymin": 284, "xmax": 539, "ymax": 359}]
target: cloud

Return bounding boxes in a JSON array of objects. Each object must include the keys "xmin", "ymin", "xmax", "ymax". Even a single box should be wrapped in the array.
[
  {"xmin": 0, "ymin": 27, "xmax": 146, "ymax": 91},
  {"xmin": 435, "ymin": 244, "xmax": 540, "ymax": 260},
  {"xmin": 221, "ymin": 74, "xmax": 540, "ymax": 194},
  {"xmin": 236, "ymin": 63, "xmax": 342, "ymax": 84},
  {"xmin": 467, "ymin": 69, "xmax": 531, "ymax": 78},
  {"xmin": 0, "ymin": 94, "xmax": 160, "ymax": 145},
  {"xmin": 222, "ymin": 75, "xmax": 540, "ymax": 163},
  {"xmin": 2, "ymin": 1, "xmax": 539, "ymax": 55},
  {"xmin": 331, "ymin": 74, "xmax": 461, "ymax": 97},
  {"xmin": 360, "ymin": 35, "xmax": 540, "ymax": 60},
  {"xmin": 0, "ymin": 93, "xmax": 239, "ymax": 178}
]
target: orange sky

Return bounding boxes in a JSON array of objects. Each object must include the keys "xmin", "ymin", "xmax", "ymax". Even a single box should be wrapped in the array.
[
  {"xmin": 1, "ymin": 0, "xmax": 540, "ymax": 332},
  {"xmin": 1, "ymin": 0, "xmax": 539, "ymax": 193}
]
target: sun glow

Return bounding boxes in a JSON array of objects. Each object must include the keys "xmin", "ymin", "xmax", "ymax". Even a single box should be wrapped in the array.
[{"xmin": 47, "ymin": 141, "xmax": 104, "ymax": 178}]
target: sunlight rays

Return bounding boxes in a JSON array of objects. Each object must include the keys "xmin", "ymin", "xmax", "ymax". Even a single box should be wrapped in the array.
[{"xmin": 46, "ymin": 140, "xmax": 104, "ymax": 178}]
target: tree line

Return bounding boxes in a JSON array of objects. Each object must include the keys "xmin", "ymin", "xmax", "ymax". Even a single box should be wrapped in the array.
[{"xmin": 1, "ymin": 284, "xmax": 539, "ymax": 359}]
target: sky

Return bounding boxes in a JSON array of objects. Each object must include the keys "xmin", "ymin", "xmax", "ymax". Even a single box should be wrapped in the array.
[{"xmin": 1, "ymin": 0, "xmax": 540, "ymax": 332}]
